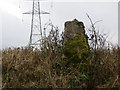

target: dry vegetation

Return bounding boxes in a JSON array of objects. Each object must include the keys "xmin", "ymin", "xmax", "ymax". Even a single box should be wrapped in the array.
[
  {"xmin": 1, "ymin": 46, "xmax": 120, "ymax": 88},
  {"xmin": 1, "ymin": 19, "xmax": 120, "ymax": 88}
]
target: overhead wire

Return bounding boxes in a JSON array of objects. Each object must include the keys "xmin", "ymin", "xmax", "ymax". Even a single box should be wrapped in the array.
[
  {"xmin": 43, "ymin": 0, "xmax": 53, "ymax": 37},
  {"xmin": 18, "ymin": 0, "xmax": 24, "ymax": 21},
  {"xmin": 48, "ymin": 0, "xmax": 53, "ymax": 23}
]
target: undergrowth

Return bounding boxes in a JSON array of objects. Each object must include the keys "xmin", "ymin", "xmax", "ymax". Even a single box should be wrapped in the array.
[
  {"xmin": 1, "ymin": 46, "xmax": 120, "ymax": 88},
  {"xmin": 1, "ymin": 19, "xmax": 120, "ymax": 88}
]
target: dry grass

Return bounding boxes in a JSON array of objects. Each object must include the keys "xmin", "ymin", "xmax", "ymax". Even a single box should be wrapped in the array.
[
  {"xmin": 1, "ymin": 20, "xmax": 120, "ymax": 88},
  {"xmin": 2, "ymin": 47, "xmax": 69, "ymax": 88},
  {"xmin": 1, "ymin": 46, "xmax": 120, "ymax": 88}
]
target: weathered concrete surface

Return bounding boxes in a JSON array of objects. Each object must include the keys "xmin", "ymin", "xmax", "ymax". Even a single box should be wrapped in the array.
[
  {"xmin": 63, "ymin": 19, "xmax": 90, "ymax": 63},
  {"xmin": 64, "ymin": 19, "xmax": 86, "ymax": 43}
]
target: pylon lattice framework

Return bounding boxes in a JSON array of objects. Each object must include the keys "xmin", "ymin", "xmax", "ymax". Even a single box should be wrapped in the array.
[
  {"xmin": 24, "ymin": 0, "xmax": 50, "ymax": 49},
  {"xmin": 29, "ymin": 0, "xmax": 42, "ymax": 48}
]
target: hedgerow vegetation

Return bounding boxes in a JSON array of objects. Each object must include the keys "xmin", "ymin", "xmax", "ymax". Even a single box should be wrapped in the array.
[{"xmin": 1, "ymin": 17, "xmax": 120, "ymax": 88}]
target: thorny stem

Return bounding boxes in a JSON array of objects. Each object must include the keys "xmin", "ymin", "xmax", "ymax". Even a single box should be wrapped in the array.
[{"xmin": 86, "ymin": 13, "xmax": 98, "ymax": 52}]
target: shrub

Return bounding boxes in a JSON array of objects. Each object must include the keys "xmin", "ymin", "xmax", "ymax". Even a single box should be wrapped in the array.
[{"xmin": 63, "ymin": 34, "xmax": 91, "ymax": 64}]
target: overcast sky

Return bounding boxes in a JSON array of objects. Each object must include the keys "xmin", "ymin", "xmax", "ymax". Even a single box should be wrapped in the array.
[{"xmin": 0, "ymin": 0, "xmax": 119, "ymax": 49}]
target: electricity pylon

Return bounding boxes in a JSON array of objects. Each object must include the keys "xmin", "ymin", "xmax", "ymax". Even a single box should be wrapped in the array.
[{"xmin": 23, "ymin": 0, "xmax": 50, "ymax": 49}]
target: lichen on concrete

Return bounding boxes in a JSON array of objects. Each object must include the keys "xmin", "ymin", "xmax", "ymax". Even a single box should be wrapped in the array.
[{"xmin": 63, "ymin": 19, "xmax": 90, "ymax": 64}]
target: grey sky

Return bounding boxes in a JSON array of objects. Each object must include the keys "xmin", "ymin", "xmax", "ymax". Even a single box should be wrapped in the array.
[{"xmin": 1, "ymin": 1, "xmax": 119, "ymax": 49}]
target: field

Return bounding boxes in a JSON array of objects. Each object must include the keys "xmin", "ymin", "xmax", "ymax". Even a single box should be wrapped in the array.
[
  {"xmin": 1, "ymin": 45, "xmax": 120, "ymax": 88},
  {"xmin": 1, "ymin": 20, "xmax": 120, "ymax": 88}
]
